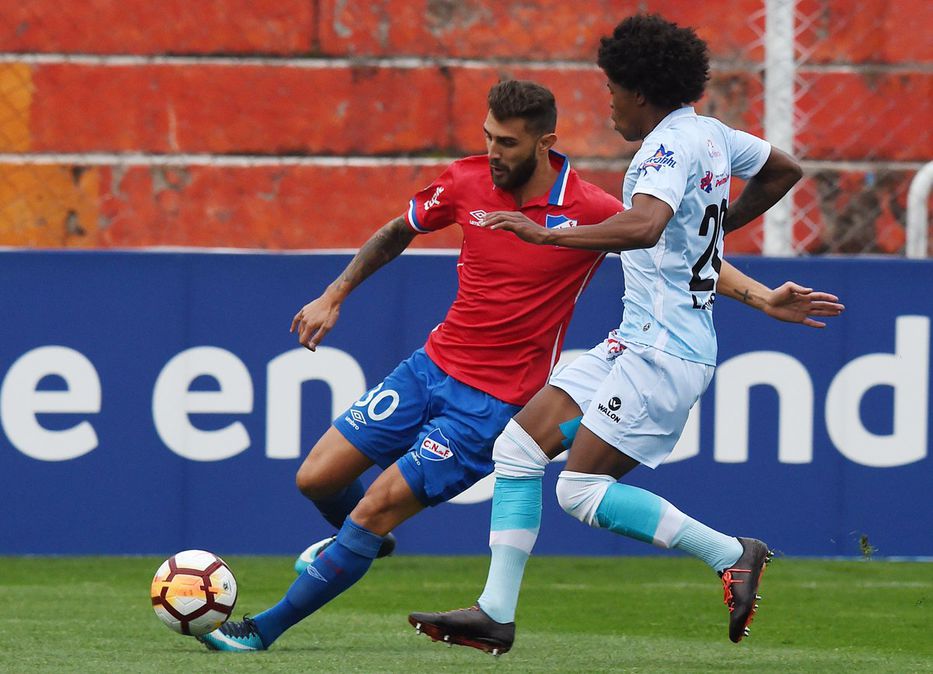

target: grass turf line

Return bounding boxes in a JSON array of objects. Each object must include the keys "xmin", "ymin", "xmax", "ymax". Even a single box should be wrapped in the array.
[{"xmin": 1, "ymin": 555, "xmax": 930, "ymax": 673}]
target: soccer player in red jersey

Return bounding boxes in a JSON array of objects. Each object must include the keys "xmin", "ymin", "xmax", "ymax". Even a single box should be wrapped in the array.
[{"xmin": 198, "ymin": 79, "xmax": 623, "ymax": 651}]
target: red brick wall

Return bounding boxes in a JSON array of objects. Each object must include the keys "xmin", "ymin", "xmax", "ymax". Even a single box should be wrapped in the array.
[{"xmin": 1, "ymin": 0, "xmax": 929, "ymax": 251}]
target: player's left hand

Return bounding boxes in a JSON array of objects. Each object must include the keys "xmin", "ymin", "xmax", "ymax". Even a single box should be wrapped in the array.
[
  {"xmin": 764, "ymin": 282, "xmax": 845, "ymax": 328},
  {"xmin": 483, "ymin": 211, "xmax": 550, "ymax": 245}
]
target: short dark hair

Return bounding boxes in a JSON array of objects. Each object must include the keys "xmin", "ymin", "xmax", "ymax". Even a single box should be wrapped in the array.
[
  {"xmin": 597, "ymin": 14, "xmax": 710, "ymax": 108},
  {"xmin": 487, "ymin": 80, "xmax": 557, "ymax": 136}
]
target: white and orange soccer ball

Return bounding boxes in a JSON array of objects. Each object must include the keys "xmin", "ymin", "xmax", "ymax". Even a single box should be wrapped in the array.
[{"xmin": 150, "ymin": 549, "xmax": 237, "ymax": 636}]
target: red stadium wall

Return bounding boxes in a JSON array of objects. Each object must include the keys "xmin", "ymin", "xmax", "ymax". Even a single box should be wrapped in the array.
[{"xmin": 0, "ymin": 0, "xmax": 929, "ymax": 251}]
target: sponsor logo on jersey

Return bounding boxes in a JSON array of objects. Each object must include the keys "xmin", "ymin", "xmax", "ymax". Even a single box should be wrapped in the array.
[
  {"xmin": 424, "ymin": 186, "xmax": 444, "ymax": 211},
  {"xmin": 715, "ymin": 174, "xmax": 730, "ymax": 187},
  {"xmin": 468, "ymin": 209, "xmax": 487, "ymax": 226},
  {"xmin": 350, "ymin": 409, "xmax": 367, "ymax": 425},
  {"xmin": 700, "ymin": 171, "xmax": 713, "ymax": 193},
  {"xmin": 419, "ymin": 428, "xmax": 453, "ymax": 461},
  {"xmin": 545, "ymin": 214, "xmax": 578, "ymax": 229},
  {"xmin": 608, "ymin": 396, "xmax": 622, "ymax": 411},
  {"xmin": 638, "ymin": 144, "xmax": 677, "ymax": 175},
  {"xmin": 707, "ymin": 139, "xmax": 727, "ymax": 174},
  {"xmin": 344, "ymin": 415, "xmax": 360, "ymax": 430}
]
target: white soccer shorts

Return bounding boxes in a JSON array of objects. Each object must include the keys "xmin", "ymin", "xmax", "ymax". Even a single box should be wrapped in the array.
[{"xmin": 548, "ymin": 332, "xmax": 714, "ymax": 468}]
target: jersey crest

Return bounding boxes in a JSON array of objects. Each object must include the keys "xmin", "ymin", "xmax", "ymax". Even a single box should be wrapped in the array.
[{"xmin": 545, "ymin": 214, "xmax": 578, "ymax": 229}]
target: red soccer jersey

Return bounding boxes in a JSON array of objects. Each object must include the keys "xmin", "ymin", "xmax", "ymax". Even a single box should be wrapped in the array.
[{"xmin": 404, "ymin": 151, "xmax": 622, "ymax": 406}]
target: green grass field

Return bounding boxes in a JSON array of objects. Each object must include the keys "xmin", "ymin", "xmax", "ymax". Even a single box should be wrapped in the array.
[{"xmin": 2, "ymin": 555, "xmax": 930, "ymax": 673}]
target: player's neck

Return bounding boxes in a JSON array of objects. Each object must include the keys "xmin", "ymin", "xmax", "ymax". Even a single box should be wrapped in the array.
[
  {"xmin": 641, "ymin": 105, "xmax": 684, "ymax": 137},
  {"xmin": 510, "ymin": 156, "xmax": 559, "ymax": 208}
]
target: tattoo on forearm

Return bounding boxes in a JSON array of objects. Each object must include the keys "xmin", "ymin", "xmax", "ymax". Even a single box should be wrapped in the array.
[
  {"xmin": 740, "ymin": 289, "xmax": 751, "ymax": 303},
  {"xmin": 340, "ymin": 219, "xmax": 412, "ymax": 290}
]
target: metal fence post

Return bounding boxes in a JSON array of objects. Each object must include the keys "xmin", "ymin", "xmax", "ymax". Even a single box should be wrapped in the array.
[{"xmin": 762, "ymin": 0, "xmax": 796, "ymax": 257}]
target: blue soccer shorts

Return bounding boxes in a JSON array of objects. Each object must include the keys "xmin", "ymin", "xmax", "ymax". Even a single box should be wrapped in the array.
[{"xmin": 333, "ymin": 348, "xmax": 520, "ymax": 506}]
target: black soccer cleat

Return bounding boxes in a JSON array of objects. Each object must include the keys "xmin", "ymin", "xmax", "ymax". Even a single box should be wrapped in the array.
[
  {"xmin": 719, "ymin": 537, "xmax": 773, "ymax": 643},
  {"xmin": 408, "ymin": 605, "xmax": 515, "ymax": 656},
  {"xmin": 376, "ymin": 532, "xmax": 398, "ymax": 558}
]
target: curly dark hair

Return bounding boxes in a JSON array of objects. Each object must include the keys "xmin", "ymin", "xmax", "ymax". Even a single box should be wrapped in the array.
[
  {"xmin": 597, "ymin": 14, "xmax": 710, "ymax": 108},
  {"xmin": 487, "ymin": 79, "xmax": 557, "ymax": 136}
]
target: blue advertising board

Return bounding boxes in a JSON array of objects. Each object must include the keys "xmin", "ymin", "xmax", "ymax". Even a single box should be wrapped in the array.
[{"xmin": 1, "ymin": 251, "xmax": 930, "ymax": 557}]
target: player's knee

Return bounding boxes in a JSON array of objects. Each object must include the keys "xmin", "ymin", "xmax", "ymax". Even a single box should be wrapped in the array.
[
  {"xmin": 349, "ymin": 487, "xmax": 400, "ymax": 534},
  {"xmin": 295, "ymin": 461, "xmax": 333, "ymax": 500},
  {"xmin": 492, "ymin": 419, "xmax": 549, "ymax": 479},
  {"xmin": 555, "ymin": 470, "xmax": 615, "ymax": 526}
]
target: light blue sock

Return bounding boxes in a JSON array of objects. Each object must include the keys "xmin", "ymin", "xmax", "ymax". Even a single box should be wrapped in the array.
[
  {"xmin": 252, "ymin": 517, "xmax": 381, "ymax": 646},
  {"xmin": 594, "ymin": 484, "xmax": 742, "ymax": 572},
  {"xmin": 476, "ymin": 476, "xmax": 542, "ymax": 624},
  {"xmin": 670, "ymin": 518, "xmax": 743, "ymax": 572}
]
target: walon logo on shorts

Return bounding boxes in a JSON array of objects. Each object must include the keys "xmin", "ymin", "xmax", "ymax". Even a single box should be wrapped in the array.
[
  {"xmin": 419, "ymin": 428, "xmax": 453, "ymax": 461},
  {"xmin": 597, "ymin": 396, "xmax": 622, "ymax": 422}
]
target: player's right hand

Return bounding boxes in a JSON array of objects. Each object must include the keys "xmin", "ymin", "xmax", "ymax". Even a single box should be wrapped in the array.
[{"xmin": 290, "ymin": 295, "xmax": 341, "ymax": 351}]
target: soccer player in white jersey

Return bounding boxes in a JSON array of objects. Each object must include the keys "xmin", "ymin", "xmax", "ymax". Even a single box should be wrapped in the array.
[{"xmin": 409, "ymin": 14, "xmax": 844, "ymax": 652}]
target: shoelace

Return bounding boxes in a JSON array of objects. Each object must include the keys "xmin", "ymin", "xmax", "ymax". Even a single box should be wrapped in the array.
[
  {"xmin": 222, "ymin": 617, "xmax": 260, "ymax": 638},
  {"xmin": 720, "ymin": 568, "xmax": 752, "ymax": 612}
]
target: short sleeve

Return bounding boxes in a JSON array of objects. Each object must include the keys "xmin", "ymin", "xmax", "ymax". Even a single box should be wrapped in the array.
[
  {"xmin": 405, "ymin": 164, "xmax": 457, "ymax": 233},
  {"xmin": 631, "ymin": 136, "xmax": 688, "ymax": 214},
  {"xmin": 728, "ymin": 128, "xmax": 771, "ymax": 180}
]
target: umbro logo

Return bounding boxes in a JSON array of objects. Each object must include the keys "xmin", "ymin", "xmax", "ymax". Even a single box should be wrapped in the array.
[
  {"xmin": 305, "ymin": 565, "xmax": 328, "ymax": 583},
  {"xmin": 468, "ymin": 210, "xmax": 487, "ymax": 226}
]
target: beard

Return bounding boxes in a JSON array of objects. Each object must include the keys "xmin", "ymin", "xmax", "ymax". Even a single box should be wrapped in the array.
[{"xmin": 490, "ymin": 150, "xmax": 538, "ymax": 190}]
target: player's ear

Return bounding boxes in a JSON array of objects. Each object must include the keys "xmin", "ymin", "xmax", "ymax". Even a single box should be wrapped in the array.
[{"xmin": 538, "ymin": 132, "xmax": 557, "ymax": 152}]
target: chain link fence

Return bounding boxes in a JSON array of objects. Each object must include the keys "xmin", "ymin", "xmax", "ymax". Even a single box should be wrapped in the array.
[
  {"xmin": 737, "ymin": 0, "xmax": 931, "ymax": 255},
  {"xmin": 791, "ymin": 0, "xmax": 931, "ymax": 255},
  {"xmin": 0, "ymin": 1, "xmax": 930, "ymax": 254}
]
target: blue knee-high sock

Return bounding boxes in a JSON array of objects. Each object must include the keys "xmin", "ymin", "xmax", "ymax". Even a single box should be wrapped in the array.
[
  {"xmin": 252, "ymin": 518, "xmax": 382, "ymax": 646},
  {"xmin": 311, "ymin": 480, "xmax": 365, "ymax": 529}
]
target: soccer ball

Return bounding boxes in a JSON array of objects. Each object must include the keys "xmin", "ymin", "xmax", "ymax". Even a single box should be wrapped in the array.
[{"xmin": 150, "ymin": 549, "xmax": 237, "ymax": 636}]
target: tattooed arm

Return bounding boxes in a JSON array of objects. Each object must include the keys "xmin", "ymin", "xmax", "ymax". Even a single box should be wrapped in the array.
[
  {"xmin": 718, "ymin": 260, "xmax": 845, "ymax": 329},
  {"xmin": 291, "ymin": 216, "xmax": 417, "ymax": 350}
]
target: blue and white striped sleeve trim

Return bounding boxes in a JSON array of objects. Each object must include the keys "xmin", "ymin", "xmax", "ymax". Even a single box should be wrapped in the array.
[{"xmin": 406, "ymin": 199, "xmax": 430, "ymax": 233}]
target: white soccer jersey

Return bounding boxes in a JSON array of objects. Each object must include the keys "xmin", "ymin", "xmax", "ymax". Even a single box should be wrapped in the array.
[{"xmin": 616, "ymin": 107, "xmax": 771, "ymax": 365}]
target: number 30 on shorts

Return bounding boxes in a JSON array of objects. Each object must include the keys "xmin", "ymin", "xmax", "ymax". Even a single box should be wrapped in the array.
[{"xmin": 353, "ymin": 383, "xmax": 400, "ymax": 421}]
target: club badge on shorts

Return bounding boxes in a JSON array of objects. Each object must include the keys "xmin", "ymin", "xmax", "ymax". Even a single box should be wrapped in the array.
[{"xmin": 419, "ymin": 428, "xmax": 453, "ymax": 461}]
